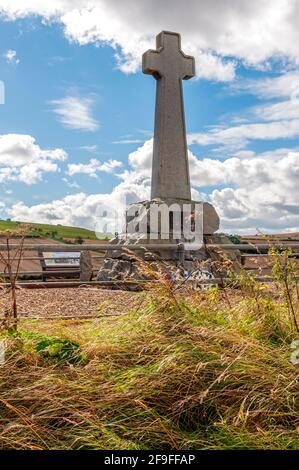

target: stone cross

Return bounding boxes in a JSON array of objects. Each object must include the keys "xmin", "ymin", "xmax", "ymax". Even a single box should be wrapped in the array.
[{"xmin": 143, "ymin": 31, "xmax": 195, "ymax": 201}]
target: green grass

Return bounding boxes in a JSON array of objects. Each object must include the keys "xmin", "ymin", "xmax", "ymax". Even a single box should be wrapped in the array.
[
  {"xmin": 0, "ymin": 219, "xmax": 110, "ymax": 240},
  {"xmin": 0, "ymin": 277, "xmax": 298, "ymax": 450}
]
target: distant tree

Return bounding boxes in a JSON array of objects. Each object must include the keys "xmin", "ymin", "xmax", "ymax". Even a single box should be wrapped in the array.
[{"xmin": 218, "ymin": 232, "xmax": 242, "ymax": 244}]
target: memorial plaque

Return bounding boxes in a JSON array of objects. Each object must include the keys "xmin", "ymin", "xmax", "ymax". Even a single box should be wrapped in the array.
[{"xmin": 43, "ymin": 252, "xmax": 80, "ymax": 267}]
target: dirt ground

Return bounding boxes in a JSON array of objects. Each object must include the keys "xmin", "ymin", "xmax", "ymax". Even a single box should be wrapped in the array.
[{"xmin": 0, "ymin": 287, "xmax": 145, "ymax": 319}]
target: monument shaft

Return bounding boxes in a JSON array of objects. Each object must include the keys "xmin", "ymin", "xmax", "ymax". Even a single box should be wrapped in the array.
[
  {"xmin": 152, "ymin": 75, "xmax": 190, "ymax": 200},
  {"xmin": 143, "ymin": 31, "xmax": 195, "ymax": 201}
]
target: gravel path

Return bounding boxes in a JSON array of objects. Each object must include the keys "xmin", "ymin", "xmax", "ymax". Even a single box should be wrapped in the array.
[{"xmin": 0, "ymin": 288, "xmax": 145, "ymax": 319}]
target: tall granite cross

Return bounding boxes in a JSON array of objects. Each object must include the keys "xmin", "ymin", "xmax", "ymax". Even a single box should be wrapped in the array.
[{"xmin": 143, "ymin": 31, "xmax": 195, "ymax": 202}]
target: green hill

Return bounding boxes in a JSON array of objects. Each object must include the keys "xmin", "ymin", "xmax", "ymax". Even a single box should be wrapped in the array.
[{"xmin": 0, "ymin": 220, "xmax": 110, "ymax": 240}]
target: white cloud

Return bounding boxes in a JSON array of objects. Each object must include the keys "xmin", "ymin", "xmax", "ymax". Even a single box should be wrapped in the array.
[
  {"xmin": 188, "ymin": 150, "xmax": 298, "ymax": 188},
  {"xmin": 3, "ymin": 1, "xmax": 299, "ymax": 80},
  {"xmin": 79, "ymin": 144, "xmax": 98, "ymax": 153},
  {"xmin": 9, "ymin": 181, "xmax": 150, "ymax": 230},
  {"xmin": 50, "ymin": 95, "xmax": 99, "ymax": 131},
  {"xmin": 67, "ymin": 158, "xmax": 122, "ymax": 177},
  {"xmin": 186, "ymin": 67, "xmax": 299, "ymax": 151},
  {"xmin": 0, "ymin": 134, "xmax": 67, "ymax": 184},
  {"xmin": 255, "ymin": 100, "xmax": 299, "ymax": 122},
  {"xmin": 190, "ymin": 149, "xmax": 299, "ymax": 233},
  {"xmin": 189, "ymin": 119, "xmax": 299, "ymax": 150},
  {"xmin": 113, "ymin": 139, "xmax": 144, "ymax": 145},
  {"xmin": 99, "ymin": 159, "xmax": 122, "ymax": 174},
  {"xmin": 62, "ymin": 177, "xmax": 80, "ymax": 189},
  {"xmin": 233, "ymin": 70, "xmax": 299, "ymax": 100},
  {"xmin": 3, "ymin": 49, "xmax": 19, "ymax": 65},
  {"xmin": 189, "ymin": 78, "xmax": 299, "ymax": 150},
  {"xmin": 9, "ymin": 139, "xmax": 299, "ymax": 233},
  {"xmin": 8, "ymin": 141, "xmax": 152, "ymax": 229}
]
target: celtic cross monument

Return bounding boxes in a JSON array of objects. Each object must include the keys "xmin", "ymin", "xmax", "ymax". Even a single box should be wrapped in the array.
[{"xmin": 97, "ymin": 32, "xmax": 223, "ymax": 282}]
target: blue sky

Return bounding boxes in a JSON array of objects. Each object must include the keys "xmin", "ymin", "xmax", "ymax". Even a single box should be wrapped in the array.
[{"xmin": 0, "ymin": 1, "xmax": 299, "ymax": 234}]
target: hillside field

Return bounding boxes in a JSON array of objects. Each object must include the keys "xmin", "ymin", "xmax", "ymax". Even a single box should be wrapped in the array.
[{"xmin": 0, "ymin": 220, "xmax": 109, "ymax": 240}]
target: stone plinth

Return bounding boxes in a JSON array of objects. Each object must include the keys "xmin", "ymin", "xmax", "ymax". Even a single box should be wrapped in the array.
[{"xmin": 97, "ymin": 198, "xmax": 224, "ymax": 283}]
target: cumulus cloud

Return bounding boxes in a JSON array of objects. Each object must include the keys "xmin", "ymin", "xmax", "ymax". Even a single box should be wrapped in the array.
[
  {"xmin": 50, "ymin": 95, "xmax": 99, "ymax": 131},
  {"xmin": 0, "ymin": 134, "xmax": 67, "ymax": 184},
  {"xmin": 67, "ymin": 158, "xmax": 122, "ymax": 177},
  {"xmin": 3, "ymin": 0, "xmax": 299, "ymax": 80},
  {"xmin": 9, "ymin": 181, "xmax": 150, "ymax": 231},
  {"xmin": 191, "ymin": 149, "xmax": 299, "ymax": 233},
  {"xmin": 8, "ymin": 138, "xmax": 299, "ymax": 233},
  {"xmin": 8, "ymin": 140, "xmax": 152, "ymax": 230},
  {"xmin": 188, "ymin": 150, "xmax": 299, "ymax": 230}
]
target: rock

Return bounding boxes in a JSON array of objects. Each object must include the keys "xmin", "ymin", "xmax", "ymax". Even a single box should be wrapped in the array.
[{"xmin": 202, "ymin": 202, "xmax": 220, "ymax": 235}]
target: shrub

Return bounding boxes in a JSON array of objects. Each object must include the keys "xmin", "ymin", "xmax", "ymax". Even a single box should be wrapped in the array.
[{"xmin": 35, "ymin": 336, "xmax": 85, "ymax": 365}]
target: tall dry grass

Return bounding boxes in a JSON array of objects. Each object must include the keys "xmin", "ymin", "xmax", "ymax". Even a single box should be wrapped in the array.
[{"xmin": 0, "ymin": 261, "xmax": 298, "ymax": 450}]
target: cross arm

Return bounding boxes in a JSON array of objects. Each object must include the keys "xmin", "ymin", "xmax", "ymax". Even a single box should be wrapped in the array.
[
  {"xmin": 142, "ymin": 49, "xmax": 162, "ymax": 78},
  {"xmin": 181, "ymin": 54, "xmax": 195, "ymax": 80}
]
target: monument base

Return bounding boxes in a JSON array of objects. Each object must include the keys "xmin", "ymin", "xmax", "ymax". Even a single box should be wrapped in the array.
[
  {"xmin": 96, "ymin": 200, "xmax": 240, "ymax": 287},
  {"xmin": 96, "ymin": 235, "xmax": 240, "ymax": 288},
  {"xmin": 125, "ymin": 198, "xmax": 220, "ymax": 238}
]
